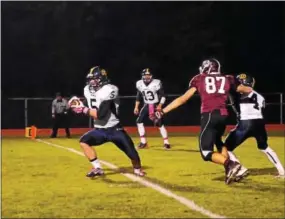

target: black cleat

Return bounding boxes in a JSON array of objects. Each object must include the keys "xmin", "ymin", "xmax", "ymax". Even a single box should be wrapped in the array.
[
  {"xmin": 164, "ymin": 144, "xmax": 171, "ymax": 150},
  {"xmin": 137, "ymin": 142, "xmax": 148, "ymax": 149},
  {"xmin": 86, "ymin": 168, "xmax": 104, "ymax": 178},
  {"xmin": 225, "ymin": 161, "xmax": 241, "ymax": 185}
]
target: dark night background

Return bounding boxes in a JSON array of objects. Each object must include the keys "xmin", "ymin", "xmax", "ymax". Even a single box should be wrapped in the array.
[{"xmin": 2, "ymin": 1, "xmax": 284, "ymax": 98}]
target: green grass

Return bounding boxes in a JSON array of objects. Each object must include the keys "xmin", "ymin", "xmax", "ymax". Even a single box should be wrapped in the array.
[{"xmin": 2, "ymin": 136, "xmax": 285, "ymax": 218}]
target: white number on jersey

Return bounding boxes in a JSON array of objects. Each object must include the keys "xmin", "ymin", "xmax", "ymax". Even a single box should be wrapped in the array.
[{"xmin": 205, "ymin": 76, "xmax": 226, "ymax": 94}]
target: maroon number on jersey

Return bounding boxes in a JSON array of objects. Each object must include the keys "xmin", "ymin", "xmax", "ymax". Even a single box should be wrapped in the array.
[{"xmin": 189, "ymin": 74, "xmax": 233, "ymax": 114}]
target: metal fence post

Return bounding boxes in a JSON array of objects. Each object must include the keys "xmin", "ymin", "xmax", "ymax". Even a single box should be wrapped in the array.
[
  {"xmin": 24, "ymin": 98, "xmax": 28, "ymax": 127},
  {"xmin": 280, "ymin": 93, "xmax": 283, "ymax": 124}
]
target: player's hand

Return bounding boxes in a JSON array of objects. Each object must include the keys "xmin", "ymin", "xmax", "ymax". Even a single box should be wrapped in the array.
[
  {"xmin": 134, "ymin": 107, "xmax": 139, "ymax": 115},
  {"xmin": 52, "ymin": 114, "xmax": 55, "ymax": 119},
  {"xmin": 156, "ymin": 104, "xmax": 162, "ymax": 112},
  {"xmin": 68, "ymin": 96, "xmax": 87, "ymax": 114},
  {"xmin": 152, "ymin": 111, "xmax": 164, "ymax": 126},
  {"xmin": 68, "ymin": 96, "xmax": 84, "ymax": 108}
]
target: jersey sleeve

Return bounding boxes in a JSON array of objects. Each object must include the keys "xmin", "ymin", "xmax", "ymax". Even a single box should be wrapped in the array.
[
  {"xmin": 157, "ymin": 81, "xmax": 166, "ymax": 104},
  {"xmin": 188, "ymin": 74, "xmax": 200, "ymax": 89},
  {"xmin": 97, "ymin": 85, "xmax": 119, "ymax": 106},
  {"xmin": 259, "ymin": 95, "xmax": 266, "ymax": 108},
  {"xmin": 226, "ymin": 74, "xmax": 238, "ymax": 92},
  {"xmin": 136, "ymin": 81, "xmax": 141, "ymax": 90},
  {"xmin": 96, "ymin": 86, "xmax": 119, "ymax": 119},
  {"xmin": 84, "ymin": 85, "xmax": 92, "ymax": 108}
]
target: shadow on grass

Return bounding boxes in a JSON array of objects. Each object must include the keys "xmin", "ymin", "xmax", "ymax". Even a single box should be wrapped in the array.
[
  {"xmin": 212, "ymin": 167, "xmax": 284, "ymax": 193},
  {"xmin": 149, "ymin": 145, "xmax": 200, "ymax": 153},
  {"xmin": 142, "ymin": 176, "xmax": 212, "ymax": 193}
]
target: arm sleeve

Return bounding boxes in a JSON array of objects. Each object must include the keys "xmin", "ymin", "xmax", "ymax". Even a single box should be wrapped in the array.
[
  {"xmin": 157, "ymin": 83, "xmax": 166, "ymax": 104},
  {"xmin": 97, "ymin": 100, "xmax": 113, "ymax": 119},
  {"xmin": 84, "ymin": 86, "xmax": 92, "ymax": 108},
  {"xmin": 136, "ymin": 90, "xmax": 143, "ymax": 102}
]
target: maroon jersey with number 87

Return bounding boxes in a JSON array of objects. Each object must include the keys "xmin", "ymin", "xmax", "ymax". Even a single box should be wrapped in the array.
[{"xmin": 189, "ymin": 73, "xmax": 235, "ymax": 115}]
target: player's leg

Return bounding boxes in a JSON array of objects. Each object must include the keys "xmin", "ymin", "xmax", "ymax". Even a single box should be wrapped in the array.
[
  {"xmin": 136, "ymin": 104, "xmax": 149, "ymax": 149},
  {"xmin": 63, "ymin": 114, "xmax": 71, "ymax": 138},
  {"xmin": 156, "ymin": 118, "xmax": 171, "ymax": 149},
  {"xmin": 51, "ymin": 114, "xmax": 59, "ymax": 138},
  {"xmin": 199, "ymin": 111, "xmax": 241, "ymax": 184},
  {"xmin": 225, "ymin": 120, "xmax": 252, "ymax": 181},
  {"xmin": 214, "ymin": 120, "xmax": 228, "ymax": 159},
  {"xmin": 254, "ymin": 120, "xmax": 285, "ymax": 177},
  {"xmin": 79, "ymin": 129, "xmax": 107, "ymax": 177},
  {"xmin": 111, "ymin": 129, "xmax": 145, "ymax": 176}
]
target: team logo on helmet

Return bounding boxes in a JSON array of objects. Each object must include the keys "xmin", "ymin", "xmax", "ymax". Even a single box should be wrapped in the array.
[
  {"xmin": 236, "ymin": 73, "xmax": 255, "ymax": 88},
  {"xmin": 141, "ymin": 68, "xmax": 153, "ymax": 84},
  {"xmin": 86, "ymin": 66, "xmax": 109, "ymax": 90}
]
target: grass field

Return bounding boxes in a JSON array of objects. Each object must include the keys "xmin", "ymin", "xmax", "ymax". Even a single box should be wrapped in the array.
[{"xmin": 2, "ymin": 135, "xmax": 285, "ymax": 218}]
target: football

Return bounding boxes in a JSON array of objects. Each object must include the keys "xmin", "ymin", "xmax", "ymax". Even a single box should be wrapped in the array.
[{"xmin": 70, "ymin": 99, "xmax": 80, "ymax": 107}]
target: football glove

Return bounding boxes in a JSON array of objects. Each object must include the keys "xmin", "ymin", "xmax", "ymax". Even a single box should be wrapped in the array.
[{"xmin": 68, "ymin": 96, "xmax": 89, "ymax": 114}]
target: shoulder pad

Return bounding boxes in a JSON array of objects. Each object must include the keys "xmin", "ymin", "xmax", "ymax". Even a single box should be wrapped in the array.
[
  {"xmin": 136, "ymin": 80, "xmax": 143, "ymax": 88},
  {"xmin": 98, "ymin": 84, "xmax": 118, "ymax": 100}
]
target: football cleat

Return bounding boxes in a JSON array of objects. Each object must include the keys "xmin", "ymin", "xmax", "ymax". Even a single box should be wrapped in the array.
[
  {"xmin": 164, "ymin": 144, "xmax": 171, "ymax": 150},
  {"xmin": 225, "ymin": 161, "xmax": 241, "ymax": 185},
  {"xmin": 134, "ymin": 169, "xmax": 146, "ymax": 177},
  {"xmin": 137, "ymin": 142, "xmax": 148, "ymax": 149},
  {"xmin": 86, "ymin": 168, "xmax": 104, "ymax": 178},
  {"xmin": 234, "ymin": 166, "xmax": 249, "ymax": 182}
]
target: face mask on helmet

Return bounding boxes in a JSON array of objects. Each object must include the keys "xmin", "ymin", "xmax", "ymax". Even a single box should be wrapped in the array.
[
  {"xmin": 141, "ymin": 68, "xmax": 153, "ymax": 84},
  {"xmin": 86, "ymin": 66, "xmax": 108, "ymax": 90}
]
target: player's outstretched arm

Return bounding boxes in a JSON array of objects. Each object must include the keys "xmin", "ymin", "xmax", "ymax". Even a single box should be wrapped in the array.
[
  {"xmin": 162, "ymin": 87, "xmax": 196, "ymax": 114},
  {"xmin": 236, "ymin": 84, "xmax": 253, "ymax": 93}
]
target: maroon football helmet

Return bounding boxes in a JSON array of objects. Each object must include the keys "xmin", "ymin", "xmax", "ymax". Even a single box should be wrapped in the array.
[{"xmin": 199, "ymin": 58, "xmax": 221, "ymax": 74}]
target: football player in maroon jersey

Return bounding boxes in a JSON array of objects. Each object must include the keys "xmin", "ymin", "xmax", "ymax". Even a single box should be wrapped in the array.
[{"xmin": 155, "ymin": 59, "xmax": 252, "ymax": 184}]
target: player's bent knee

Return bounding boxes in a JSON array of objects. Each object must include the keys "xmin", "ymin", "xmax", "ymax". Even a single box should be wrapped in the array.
[
  {"xmin": 200, "ymin": 150, "xmax": 213, "ymax": 161},
  {"xmin": 79, "ymin": 134, "xmax": 91, "ymax": 145},
  {"xmin": 257, "ymin": 142, "xmax": 268, "ymax": 150},
  {"xmin": 257, "ymin": 144, "xmax": 272, "ymax": 151}
]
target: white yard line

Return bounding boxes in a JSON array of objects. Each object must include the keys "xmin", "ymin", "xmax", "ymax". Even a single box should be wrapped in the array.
[{"xmin": 36, "ymin": 139, "xmax": 226, "ymax": 219}]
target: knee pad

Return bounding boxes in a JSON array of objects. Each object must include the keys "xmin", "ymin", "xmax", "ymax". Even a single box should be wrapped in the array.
[{"xmin": 200, "ymin": 150, "xmax": 213, "ymax": 161}]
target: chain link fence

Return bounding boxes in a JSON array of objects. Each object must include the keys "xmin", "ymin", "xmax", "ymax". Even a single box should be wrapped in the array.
[{"xmin": 2, "ymin": 93, "xmax": 283, "ymax": 129}]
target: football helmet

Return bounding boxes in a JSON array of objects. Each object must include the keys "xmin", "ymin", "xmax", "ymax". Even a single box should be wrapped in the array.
[
  {"xmin": 141, "ymin": 68, "xmax": 153, "ymax": 84},
  {"xmin": 236, "ymin": 73, "xmax": 255, "ymax": 88},
  {"xmin": 199, "ymin": 58, "xmax": 221, "ymax": 74},
  {"xmin": 86, "ymin": 66, "xmax": 109, "ymax": 90}
]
